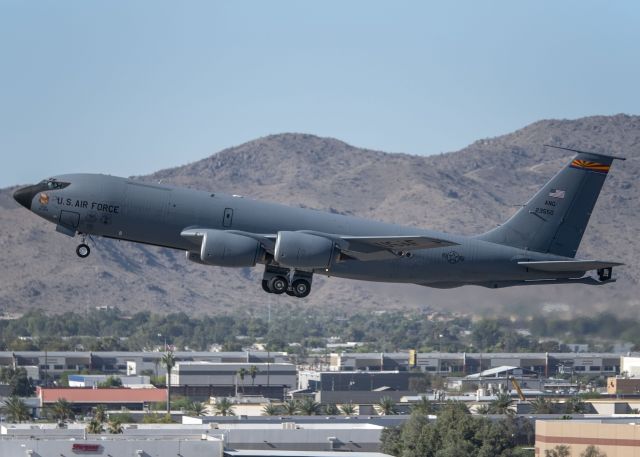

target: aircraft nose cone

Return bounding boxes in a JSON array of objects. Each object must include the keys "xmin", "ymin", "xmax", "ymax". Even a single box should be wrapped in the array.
[{"xmin": 13, "ymin": 185, "xmax": 37, "ymax": 209}]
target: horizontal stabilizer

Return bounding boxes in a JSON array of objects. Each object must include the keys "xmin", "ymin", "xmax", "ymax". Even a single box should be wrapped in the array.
[{"xmin": 518, "ymin": 260, "xmax": 623, "ymax": 273}]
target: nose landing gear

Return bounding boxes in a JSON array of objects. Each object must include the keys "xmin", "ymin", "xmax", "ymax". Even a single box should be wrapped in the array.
[
  {"xmin": 75, "ymin": 234, "xmax": 91, "ymax": 258},
  {"xmin": 76, "ymin": 243, "xmax": 90, "ymax": 258}
]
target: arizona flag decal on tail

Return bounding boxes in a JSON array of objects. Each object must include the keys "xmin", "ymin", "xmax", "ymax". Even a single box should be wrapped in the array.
[{"xmin": 570, "ymin": 159, "xmax": 611, "ymax": 174}]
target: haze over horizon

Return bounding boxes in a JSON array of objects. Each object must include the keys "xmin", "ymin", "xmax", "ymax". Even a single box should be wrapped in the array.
[{"xmin": 1, "ymin": 1, "xmax": 639, "ymax": 187}]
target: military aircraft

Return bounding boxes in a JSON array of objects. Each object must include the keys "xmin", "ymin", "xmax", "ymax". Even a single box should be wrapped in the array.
[{"xmin": 13, "ymin": 145, "xmax": 624, "ymax": 298}]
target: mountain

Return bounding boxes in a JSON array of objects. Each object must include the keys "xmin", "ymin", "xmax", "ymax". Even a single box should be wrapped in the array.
[{"xmin": 1, "ymin": 114, "xmax": 638, "ymax": 317}]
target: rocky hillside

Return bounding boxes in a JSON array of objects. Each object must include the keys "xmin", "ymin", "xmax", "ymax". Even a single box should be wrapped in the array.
[{"xmin": 1, "ymin": 114, "xmax": 638, "ymax": 317}]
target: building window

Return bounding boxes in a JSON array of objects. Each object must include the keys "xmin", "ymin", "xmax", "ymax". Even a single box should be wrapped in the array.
[{"xmin": 589, "ymin": 366, "xmax": 601, "ymax": 372}]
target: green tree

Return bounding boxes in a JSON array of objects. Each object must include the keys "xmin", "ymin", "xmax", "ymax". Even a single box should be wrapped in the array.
[
  {"xmin": 94, "ymin": 404, "xmax": 108, "ymax": 423},
  {"xmin": 564, "ymin": 396, "xmax": 588, "ymax": 414},
  {"xmin": 530, "ymin": 397, "xmax": 555, "ymax": 414},
  {"xmin": 282, "ymin": 399, "xmax": 299, "ymax": 415},
  {"xmin": 107, "ymin": 419, "xmax": 123, "ymax": 434},
  {"xmin": 299, "ymin": 397, "xmax": 321, "ymax": 415},
  {"xmin": 411, "ymin": 395, "xmax": 435, "ymax": 415},
  {"xmin": 0, "ymin": 367, "xmax": 35, "ymax": 397},
  {"xmin": 213, "ymin": 397, "xmax": 236, "ymax": 416},
  {"xmin": 262, "ymin": 403, "xmax": 281, "ymax": 416},
  {"xmin": 380, "ymin": 401, "xmax": 529, "ymax": 457},
  {"xmin": 86, "ymin": 418, "xmax": 103, "ymax": 434},
  {"xmin": 97, "ymin": 376, "xmax": 122, "ymax": 388},
  {"xmin": 186, "ymin": 401, "xmax": 207, "ymax": 417},
  {"xmin": 339, "ymin": 402, "xmax": 357, "ymax": 416},
  {"xmin": 545, "ymin": 445, "xmax": 571, "ymax": 457},
  {"xmin": 49, "ymin": 398, "xmax": 75, "ymax": 423},
  {"xmin": 489, "ymin": 393, "xmax": 515, "ymax": 415},
  {"xmin": 249, "ymin": 365, "xmax": 259, "ymax": 386},
  {"xmin": 236, "ymin": 368, "xmax": 247, "ymax": 394},
  {"xmin": 379, "ymin": 425, "xmax": 403, "ymax": 456},
  {"xmin": 1, "ymin": 395, "xmax": 31, "ymax": 422},
  {"xmin": 580, "ymin": 445, "xmax": 607, "ymax": 457},
  {"xmin": 475, "ymin": 404, "xmax": 491, "ymax": 415},
  {"xmin": 110, "ymin": 409, "xmax": 133, "ymax": 423},
  {"xmin": 161, "ymin": 350, "xmax": 176, "ymax": 414},
  {"xmin": 324, "ymin": 403, "xmax": 339, "ymax": 415},
  {"xmin": 377, "ymin": 396, "xmax": 398, "ymax": 415}
]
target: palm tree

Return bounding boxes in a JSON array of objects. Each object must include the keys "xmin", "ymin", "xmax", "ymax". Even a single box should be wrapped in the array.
[
  {"xmin": 564, "ymin": 396, "xmax": 588, "ymax": 414},
  {"xmin": 1, "ymin": 395, "xmax": 30, "ymax": 422},
  {"xmin": 249, "ymin": 365, "xmax": 259, "ymax": 386},
  {"xmin": 237, "ymin": 368, "xmax": 247, "ymax": 395},
  {"xmin": 489, "ymin": 393, "xmax": 515, "ymax": 415},
  {"xmin": 377, "ymin": 396, "xmax": 398, "ymax": 415},
  {"xmin": 262, "ymin": 403, "xmax": 281, "ymax": 416},
  {"xmin": 213, "ymin": 397, "xmax": 236, "ymax": 416},
  {"xmin": 186, "ymin": 401, "xmax": 207, "ymax": 417},
  {"xmin": 107, "ymin": 419, "xmax": 123, "ymax": 434},
  {"xmin": 299, "ymin": 397, "xmax": 321, "ymax": 415},
  {"xmin": 339, "ymin": 402, "xmax": 357, "ymax": 416},
  {"xmin": 94, "ymin": 404, "xmax": 107, "ymax": 423},
  {"xmin": 50, "ymin": 398, "xmax": 74, "ymax": 423},
  {"xmin": 410, "ymin": 395, "xmax": 435, "ymax": 415},
  {"xmin": 530, "ymin": 397, "xmax": 555, "ymax": 414},
  {"xmin": 281, "ymin": 399, "xmax": 299, "ymax": 415},
  {"xmin": 324, "ymin": 404, "xmax": 339, "ymax": 415},
  {"xmin": 475, "ymin": 404, "xmax": 491, "ymax": 415},
  {"xmin": 86, "ymin": 418, "xmax": 103, "ymax": 434},
  {"xmin": 161, "ymin": 350, "xmax": 176, "ymax": 415}
]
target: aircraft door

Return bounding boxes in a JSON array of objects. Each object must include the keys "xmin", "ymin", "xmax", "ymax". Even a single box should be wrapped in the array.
[
  {"xmin": 59, "ymin": 210, "xmax": 80, "ymax": 229},
  {"xmin": 223, "ymin": 208, "xmax": 233, "ymax": 227}
]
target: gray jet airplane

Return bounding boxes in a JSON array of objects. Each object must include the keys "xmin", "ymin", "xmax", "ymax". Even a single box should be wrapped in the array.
[{"xmin": 13, "ymin": 146, "xmax": 624, "ymax": 298}]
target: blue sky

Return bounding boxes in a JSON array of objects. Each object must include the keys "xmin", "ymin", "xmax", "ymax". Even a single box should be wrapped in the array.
[{"xmin": 1, "ymin": 1, "xmax": 638, "ymax": 187}]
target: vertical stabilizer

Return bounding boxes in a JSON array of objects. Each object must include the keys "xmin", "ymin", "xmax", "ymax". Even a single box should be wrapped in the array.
[{"xmin": 478, "ymin": 146, "xmax": 624, "ymax": 257}]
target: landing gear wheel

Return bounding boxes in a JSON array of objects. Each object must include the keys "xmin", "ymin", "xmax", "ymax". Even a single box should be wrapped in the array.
[
  {"xmin": 262, "ymin": 280, "xmax": 272, "ymax": 293},
  {"xmin": 268, "ymin": 276, "xmax": 288, "ymax": 294},
  {"xmin": 76, "ymin": 243, "xmax": 90, "ymax": 258},
  {"xmin": 292, "ymin": 279, "xmax": 311, "ymax": 298}
]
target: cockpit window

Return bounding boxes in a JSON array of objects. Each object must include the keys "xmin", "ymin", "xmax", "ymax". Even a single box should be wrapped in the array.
[{"xmin": 42, "ymin": 179, "xmax": 70, "ymax": 190}]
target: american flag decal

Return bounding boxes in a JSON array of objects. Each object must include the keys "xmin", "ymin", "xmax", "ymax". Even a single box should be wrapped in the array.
[
  {"xmin": 548, "ymin": 189, "xmax": 565, "ymax": 199},
  {"xmin": 570, "ymin": 159, "xmax": 610, "ymax": 174}
]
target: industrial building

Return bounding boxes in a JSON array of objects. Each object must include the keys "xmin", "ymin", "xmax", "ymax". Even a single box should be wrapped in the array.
[
  {"xmin": 68, "ymin": 374, "xmax": 151, "ymax": 387},
  {"xmin": 536, "ymin": 420, "xmax": 640, "ymax": 457},
  {"xmin": 36, "ymin": 386, "xmax": 167, "ymax": 413},
  {"xmin": 0, "ymin": 417, "xmax": 396, "ymax": 454},
  {"xmin": 330, "ymin": 352, "xmax": 622, "ymax": 377},
  {"xmin": 0, "ymin": 350, "xmax": 290, "ymax": 379},
  {"xmin": 170, "ymin": 362, "xmax": 297, "ymax": 400}
]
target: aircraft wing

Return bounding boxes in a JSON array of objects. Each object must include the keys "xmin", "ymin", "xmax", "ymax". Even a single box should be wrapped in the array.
[
  {"xmin": 518, "ymin": 260, "xmax": 623, "ymax": 272},
  {"xmin": 182, "ymin": 229, "xmax": 457, "ymax": 261}
]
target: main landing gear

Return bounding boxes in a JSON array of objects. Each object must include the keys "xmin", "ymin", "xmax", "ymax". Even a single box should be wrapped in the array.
[
  {"xmin": 261, "ymin": 265, "xmax": 312, "ymax": 298},
  {"xmin": 76, "ymin": 234, "xmax": 91, "ymax": 258}
]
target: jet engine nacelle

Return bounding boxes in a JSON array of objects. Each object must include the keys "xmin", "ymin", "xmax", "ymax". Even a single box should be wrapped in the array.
[
  {"xmin": 188, "ymin": 230, "xmax": 263, "ymax": 267},
  {"xmin": 274, "ymin": 231, "xmax": 336, "ymax": 269}
]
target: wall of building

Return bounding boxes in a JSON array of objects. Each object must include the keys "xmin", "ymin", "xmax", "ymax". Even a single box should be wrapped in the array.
[{"xmin": 536, "ymin": 420, "xmax": 640, "ymax": 457}]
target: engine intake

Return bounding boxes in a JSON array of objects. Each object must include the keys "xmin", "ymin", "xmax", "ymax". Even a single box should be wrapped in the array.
[{"xmin": 274, "ymin": 231, "xmax": 336, "ymax": 269}]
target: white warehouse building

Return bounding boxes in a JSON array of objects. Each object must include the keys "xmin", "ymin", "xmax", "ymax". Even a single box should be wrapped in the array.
[{"xmin": 170, "ymin": 362, "xmax": 297, "ymax": 388}]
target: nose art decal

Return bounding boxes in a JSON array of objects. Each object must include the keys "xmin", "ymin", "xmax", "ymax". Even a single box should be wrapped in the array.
[{"xmin": 39, "ymin": 193, "xmax": 49, "ymax": 205}]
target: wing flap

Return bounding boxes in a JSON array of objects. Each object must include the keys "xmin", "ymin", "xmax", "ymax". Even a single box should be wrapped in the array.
[
  {"xmin": 518, "ymin": 260, "xmax": 623, "ymax": 272},
  {"xmin": 340, "ymin": 235, "xmax": 458, "ymax": 254}
]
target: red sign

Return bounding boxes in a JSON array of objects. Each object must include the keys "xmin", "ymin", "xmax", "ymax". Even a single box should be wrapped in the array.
[{"xmin": 72, "ymin": 443, "xmax": 101, "ymax": 453}]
